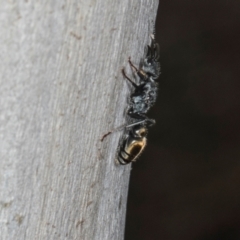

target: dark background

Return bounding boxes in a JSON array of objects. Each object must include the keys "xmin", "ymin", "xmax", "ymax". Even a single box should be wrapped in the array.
[{"xmin": 125, "ymin": 1, "xmax": 240, "ymax": 240}]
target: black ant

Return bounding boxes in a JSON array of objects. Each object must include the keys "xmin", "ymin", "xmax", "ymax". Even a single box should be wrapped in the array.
[{"xmin": 101, "ymin": 30, "xmax": 160, "ymax": 165}]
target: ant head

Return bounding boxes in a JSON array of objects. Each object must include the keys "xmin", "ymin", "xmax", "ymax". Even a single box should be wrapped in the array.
[{"xmin": 140, "ymin": 41, "xmax": 160, "ymax": 80}]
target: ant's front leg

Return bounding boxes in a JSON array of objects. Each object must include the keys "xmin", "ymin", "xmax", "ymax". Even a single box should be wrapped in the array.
[
  {"xmin": 128, "ymin": 57, "xmax": 147, "ymax": 80},
  {"xmin": 128, "ymin": 57, "xmax": 139, "ymax": 72},
  {"xmin": 122, "ymin": 68, "xmax": 138, "ymax": 88}
]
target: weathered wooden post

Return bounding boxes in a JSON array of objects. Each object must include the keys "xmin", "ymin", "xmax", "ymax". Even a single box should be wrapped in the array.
[{"xmin": 0, "ymin": 1, "xmax": 159, "ymax": 239}]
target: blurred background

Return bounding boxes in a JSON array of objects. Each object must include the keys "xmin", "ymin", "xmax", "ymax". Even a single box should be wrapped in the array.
[{"xmin": 125, "ymin": 1, "xmax": 240, "ymax": 239}]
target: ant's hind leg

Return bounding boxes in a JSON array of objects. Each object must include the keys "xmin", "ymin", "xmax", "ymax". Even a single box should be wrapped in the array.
[
  {"xmin": 127, "ymin": 112, "xmax": 156, "ymax": 127},
  {"xmin": 126, "ymin": 119, "xmax": 155, "ymax": 129},
  {"xmin": 100, "ymin": 123, "xmax": 129, "ymax": 142}
]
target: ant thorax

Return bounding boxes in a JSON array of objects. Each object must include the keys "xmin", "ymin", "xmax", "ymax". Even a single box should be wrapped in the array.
[{"xmin": 129, "ymin": 79, "xmax": 158, "ymax": 115}]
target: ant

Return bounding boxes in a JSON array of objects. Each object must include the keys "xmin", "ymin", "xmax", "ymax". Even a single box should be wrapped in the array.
[{"xmin": 101, "ymin": 30, "xmax": 160, "ymax": 165}]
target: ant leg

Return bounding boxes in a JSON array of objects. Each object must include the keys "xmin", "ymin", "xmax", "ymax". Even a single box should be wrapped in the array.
[
  {"xmin": 100, "ymin": 131, "xmax": 112, "ymax": 142},
  {"xmin": 122, "ymin": 68, "xmax": 138, "ymax": 88},
  {"xmin": 129, "ymin": 57, "xmax": 147, "ymax": 79},
  {"xmin": 127, "ymin": 112, "xmax": 156, "ymax": 128},
  {"xmin": 126, "ymin": 119, "xmax": 155, "ymax": 128},
  {"xmin": 100, "ymin": 123, "xmax": 128, "ymax": 142},
  {"xmin": 128, "ymin": 57, "xmax": 139, "ymax": 72},
  {"xmin": 126, "ymin": 120, "xmax": 146, "ymax": 128}
]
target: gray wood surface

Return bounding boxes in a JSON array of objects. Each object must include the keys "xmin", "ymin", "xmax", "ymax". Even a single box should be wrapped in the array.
[{"xmin": 0, "ymin": 1, "xmax": 159, "ymax": 239}]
